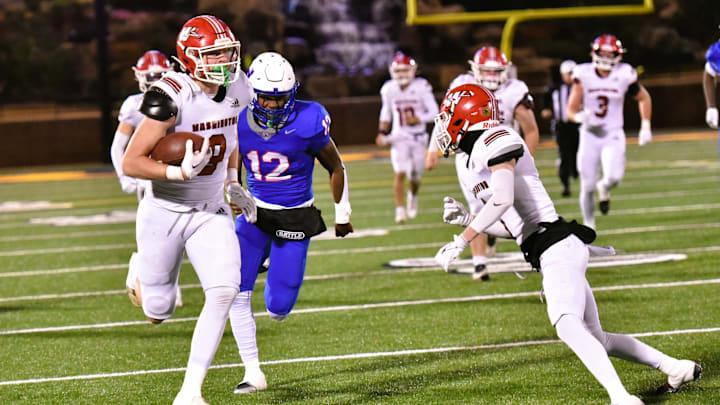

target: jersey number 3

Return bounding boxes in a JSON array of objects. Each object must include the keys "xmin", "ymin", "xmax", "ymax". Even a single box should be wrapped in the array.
[{"xmin": 246, "ymin": 150, "xmax": 291, "ymax": 181}]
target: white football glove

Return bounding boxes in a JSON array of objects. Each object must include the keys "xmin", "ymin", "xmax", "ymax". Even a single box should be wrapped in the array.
[
  {"xmin": 570, "ymin": 109, "xmax": 589, "ymax": 125},
  {"xmin": 226, "ymin": 182, "xmax": 257, "ymax": 223},
  {"xmin": 442, "ymin": 196, "xmax": 472, "ymax": 227},
  {"xmin": 706, "ymin": 107, "xmax": 719, "ymax": 129},
  {"xmin": 119, "ymin": 175, "xmax": 137, "ymax": 194},
  {"xmin": 434, "ymin": 234, "xmax": 469, "ymax": 272},
  {"xmin": 180, "ymin": 138, "xmax": 211, "ymax": 179},
  {"xmin": 638, "ymin": 119, "xmax": 652, "ymax": 146}
]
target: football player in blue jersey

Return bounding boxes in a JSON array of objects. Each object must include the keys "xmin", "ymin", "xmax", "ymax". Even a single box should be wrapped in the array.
[
  {"xmin": 703, "ymin": 32, "xmax": 720, "ymax": 156},
  {"xmin": 225, "ymin": 51, "xmax": 353, "ymax": 394}
]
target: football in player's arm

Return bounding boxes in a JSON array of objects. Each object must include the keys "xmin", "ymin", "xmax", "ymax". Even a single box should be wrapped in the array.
[
  {"xmin": 121, "ymin": 15, "xmax": 254, "ymax": 405},
  {"xmin": 434, "ymin": 83, "xmax": 700, "ymax": 405},
  {"xmin": 226, "ymin": 51, "xmax": 352, "ymax": 396}
]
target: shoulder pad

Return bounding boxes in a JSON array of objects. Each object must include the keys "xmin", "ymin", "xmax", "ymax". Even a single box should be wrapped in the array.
[{"xmin": 139, "ymin": 88, "xmax": 178, "ymax": 121}]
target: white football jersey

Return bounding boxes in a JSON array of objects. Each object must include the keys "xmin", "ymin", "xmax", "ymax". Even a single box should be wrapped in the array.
[
  {"xmin": 146, "ymin": 71, "xmax": 253, "ymax": 210},
  {"xmin": 118, "ymin": 93, "xmax": 145, "ymax": 128},
  {"xmin": 572, "ymin": 62, "xmax": 637, "ymax": 132},
  {"xmin": 379, "ymin": 77, "xmax": 439, "ymax": 139},
  {"xmin": 468, "ymin": 125, "xmax": 558, "ymax": 240},
  {"xmin": 448, "ymin": 73, "xmax": 530, "ymax": 127}
]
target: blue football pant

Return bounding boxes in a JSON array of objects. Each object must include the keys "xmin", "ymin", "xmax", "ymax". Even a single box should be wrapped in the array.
[{"xmin": 235, "ymin": 218, "xmax": 310, "ymax": 316}]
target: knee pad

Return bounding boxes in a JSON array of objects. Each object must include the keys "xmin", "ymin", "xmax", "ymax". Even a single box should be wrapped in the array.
[
  {"xmin": 143, "ymin": 294, "xmax": 175, "ymax": 321},
  {"xmin": 268, "ymin": 311, "xmax": 288, "ymax": 322},
  {"xmin": 206, "ymin": 286, "xmax": 239, "ymax": 309}
]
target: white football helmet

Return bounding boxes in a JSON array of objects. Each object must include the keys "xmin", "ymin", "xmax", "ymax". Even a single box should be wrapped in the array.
[{"xmin": 247, "ymin": 52, "xmax": 299, "ymax": 129}]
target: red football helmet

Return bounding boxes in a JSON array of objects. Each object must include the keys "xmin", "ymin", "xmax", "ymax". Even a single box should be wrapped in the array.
[
  {"xmin": 174, "ymin": 15, "xmax": 241, "ymax": 86},
  {"xmin": 132, "ymin": 50, "xmax": 172, "ymax": 92},
  {"xmin": 591, "ymin": 34, "xmax": 626, "ymax": 71},
  {"xmin": 389, "ymin": 52, "xmax": 417, "ymax": 87},
  {"xmin": 434, "ymin": 83, "xmax": 500, "ymax": 154},
  {"xmin": 469, "ymin": 46, "xmax": 509, "ymax": 91}
]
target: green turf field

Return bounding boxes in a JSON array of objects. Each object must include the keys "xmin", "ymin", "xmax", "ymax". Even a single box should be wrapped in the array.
[{"xmin": 0, "ymin": 134, "xmax": 718, "ymax": 404}]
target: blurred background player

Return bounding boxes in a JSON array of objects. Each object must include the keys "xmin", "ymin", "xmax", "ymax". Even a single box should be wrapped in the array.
[
  {"xmin": 121, "ymin": 15, "xmax": 255, "ymax": 405},
  {"xmin": 228, "ymin": 52, "xmax": 353, "ymax": 395},
  {"xmin": 110, "ymin": 50, "xmax": 184, "ymax": 308},
  {"xmin": 433, "ymin": 83, "xmax": 701, "ymax": 405},
  {"xmin": 375, "ymin": 52, "xmax": 439, "ymax": 223},
  {"xmin": 426, "ymin": 45, "xmax": 539, "ymax": 281},
  {"xmin": 111, "ymin": 50, "xmax": 171, "ymax": 200},
  {"xmin": 541, "ymin": 60, "xmax": 580, "ymax": 197},
  {"xmin": 567, "ymin": 34, "xmax": 653, "ymax": 230},
  {"xmin": 703, "ymin": 33, "xmax": 720, "ymax": 156}
]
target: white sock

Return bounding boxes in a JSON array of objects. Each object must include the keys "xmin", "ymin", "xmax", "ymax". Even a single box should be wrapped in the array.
[
  {"xmin": 579, "ymin": 189, "xmax": 595, "ymax": 228},
  {"xmin": 179, "ymin": 286, "xmax": 237, "ymax": 397},
  {"xmin": 229, "ymin": 291, "xmax": 260, "ymax": 365},
  {"xmin": 555, "ymin": 315, "xmax": 630, "ymax": 404},
  {"xmin": 472, "ymin": 255, "xmax": 487, "ymax": 266},
  {"xmin": 395, "ymin": 206, "xmax": 406, "ymax": 216}
]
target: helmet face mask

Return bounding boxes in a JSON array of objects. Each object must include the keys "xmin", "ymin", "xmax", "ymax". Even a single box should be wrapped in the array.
[
  {"xmin": 132, "ymin": 50, "xmax": 171, "ymax": 92},
  {"xmin": 175, "ymin": 15, "xmax": 241, "ymax": 86},
  {"xmin": 591, "ymin": 34, "xmax": 625, "ymax": 71},
  {"xmin": 248, "ymin": 52, "xmax": 298, "ymax": 129},
  {"xmin": 469, "ymin": 46, "xmax": 509, "ymax": 91},
  {"xmin": 434, "ymin": 84, "xmax": 500, "ymax": 155},
  {"xmin": 389, "ymin": 53, "xmax": 417, "ymax": 87}
]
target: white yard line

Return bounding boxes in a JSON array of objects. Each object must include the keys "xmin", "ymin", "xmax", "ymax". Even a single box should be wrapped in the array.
[
  {"xmin": 1, "ymin": 325, "xmax": 719, "ymax": 386},
  {"xmin": 2, "ymin": 277, "xmax": 720, "ymax": 336}
]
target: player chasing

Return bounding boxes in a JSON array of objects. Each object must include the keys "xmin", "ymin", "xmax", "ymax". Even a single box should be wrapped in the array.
[
  {"xmin": 433, "ymin": 82, "xmax": 700, "ymax": 405},
  {"xmin": 567, "ymin": 34, "xmax": 653, "ymax": 230},
  {"xmin": 121, "ymin": 15, "xmax": 256, "ymax": 405},
  {"xmin": 226, "ymin": 51, "xmax": 353, "ymax": 395},
  {"xmin": 426, "ymin": 46, "xmax": 539, "ymax": 281},
  {"xmin": 375, "ymin": 52, "xmax": 439, "ymax": 223},
  {"xmin": 110, "ymin": 50, "xmax": 184, "ymax": 308}
]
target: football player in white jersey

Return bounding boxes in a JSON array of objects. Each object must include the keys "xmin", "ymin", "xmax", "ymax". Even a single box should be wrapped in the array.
[
  {"xmin": 110, "ymin": 50, "xmax": 185, "ymax": 308},
  {"xmin": 703, "ymin": 35, "xmax": 720, "ymax": 156},
  {"xmin": 121, "ymin": 15, "xmax": 256, "ymax": 405},
  {"xmin": 434, "ymin": 83, "xmax": 700, "ymax": 405},
  {"xmin": 567, "ymin": 34, "xmax": 653, "ymax": 229},
  {"xmin": 426, "ymin": 46, "xmax": 539, "ymax": 280},
  {"xmin": 376, "ymin": 53, "xmax": 439, "ymax": 223},
  {"xmin": 111, "ymin": 50, "xmax": 171, "ymax": 200}
]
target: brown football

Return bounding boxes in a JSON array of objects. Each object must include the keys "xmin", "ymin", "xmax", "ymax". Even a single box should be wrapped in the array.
[{"xmin": 150, "ymin": 132, "xmax": 204, "ymax": 165}]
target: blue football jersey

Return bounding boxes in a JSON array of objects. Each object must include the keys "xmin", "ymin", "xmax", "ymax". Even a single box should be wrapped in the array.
[
  {"xmin": 237, "ymin": 100, "xmax": 332, "ymax": 207},
  {"xmin": 707, "ymin": 41, "xmax": 720, "ymax": 74}
]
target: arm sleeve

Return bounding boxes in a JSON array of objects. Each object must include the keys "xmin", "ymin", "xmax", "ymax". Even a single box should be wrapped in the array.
[
  {"xmin": 468, "ymin": 168, "xmax": 515, "ymax": 234},
  {"xmin": 379, "ymin": 86, "xmax": 392, "ymax": 123},
  {"xmin": 110, "ymin": 131, "xmax": 131, "ymax": 178}
]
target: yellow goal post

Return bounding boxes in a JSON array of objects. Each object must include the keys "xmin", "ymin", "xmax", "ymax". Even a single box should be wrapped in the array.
[{"xmin": 405, "ymin": 0, "xmax": 654, "ymax": 60}]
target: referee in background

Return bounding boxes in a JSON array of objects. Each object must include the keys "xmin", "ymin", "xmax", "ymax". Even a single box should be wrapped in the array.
[{"xmin": 542, "ymin": 60, "xmax": 580, "ymax": 197}]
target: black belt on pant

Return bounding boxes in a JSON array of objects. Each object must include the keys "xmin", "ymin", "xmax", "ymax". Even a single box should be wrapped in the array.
[{"xmin": 519, "ymin": 217, "xmax": 596, "ymax": 271}]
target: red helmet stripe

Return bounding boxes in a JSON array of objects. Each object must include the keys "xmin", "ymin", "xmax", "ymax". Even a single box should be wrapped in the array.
[{"xmin": 201, "ymin": 15, "xmax": 227, "ymax": 39}]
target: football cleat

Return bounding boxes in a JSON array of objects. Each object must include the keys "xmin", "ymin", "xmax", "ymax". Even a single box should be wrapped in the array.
[
  {"xmin": 657, "ymin": 360, "xmax": 702, "ymax": 394},
  {"xmin": 610, "ymin": 394, "xmax": 644, "ymax": 405},
  {"xmin": 472, "ymin": 264, "xmax": 490, "ymax": 281},
  {"xmin": 234, "ymin": 369, "xmax": 268, "ymax": 394},
  {"xmin": 596, "ymin": 181, "xmax": 610, "ymax": 215}
]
